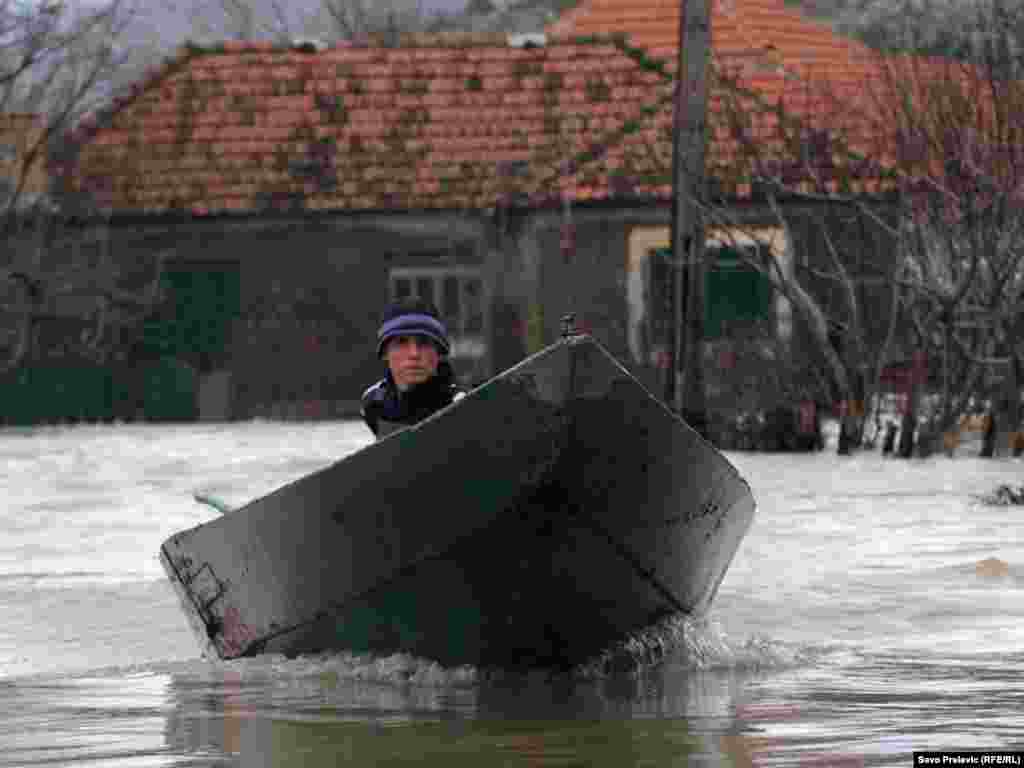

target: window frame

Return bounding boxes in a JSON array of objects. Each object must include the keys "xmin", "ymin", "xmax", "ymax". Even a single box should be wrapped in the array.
[{"xmin": 388, "ymin": 266, "xmax": 487, "ymax": 359}]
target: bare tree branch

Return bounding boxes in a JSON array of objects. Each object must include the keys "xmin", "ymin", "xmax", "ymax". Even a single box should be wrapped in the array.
[{"xmin": 0, "ymin": 1, "xmax": 166, "ymax": 375}]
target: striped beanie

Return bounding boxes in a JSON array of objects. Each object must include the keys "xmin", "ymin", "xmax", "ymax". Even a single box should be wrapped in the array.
[{"xmin": 376, "ymin": 298, "xmax": 451, "ymax": 358}]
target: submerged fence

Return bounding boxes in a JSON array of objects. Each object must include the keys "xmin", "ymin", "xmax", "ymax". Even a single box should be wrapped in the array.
[{"xmin": 0, "ymin": 359, "xmax": 198, "ymax": 425}]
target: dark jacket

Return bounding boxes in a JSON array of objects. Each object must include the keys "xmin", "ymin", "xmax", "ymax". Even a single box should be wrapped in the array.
[{"xmin": 360, "ymin": 361, "xmax": 463, "ymax": 438}]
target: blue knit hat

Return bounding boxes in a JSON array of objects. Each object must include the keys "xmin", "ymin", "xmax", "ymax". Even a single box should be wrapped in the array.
[{"xmin": 377, "ymin": 298, "xmax": 451, "ymax": 358}]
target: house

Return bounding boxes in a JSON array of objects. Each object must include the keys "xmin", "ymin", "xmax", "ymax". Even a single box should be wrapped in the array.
[
  {"xmin": 56, "ymin": 34, "xmax": 680, "ymax": 420},
  {"xmin": 0, "ymin": 113, "xmax": 48, "ymax": 208},
  {"xmin": 547, "ymin": 0, "xmax": 906, "ymax": 413},
  {"xmin": 54, "ymin": 17, "xmax": 889, "ymax": 424}
]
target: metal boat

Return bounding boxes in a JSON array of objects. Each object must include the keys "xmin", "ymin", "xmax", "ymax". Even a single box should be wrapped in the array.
[{"xmin": 160, "ymin": 333, "xmax": 756, "ymax": 668}]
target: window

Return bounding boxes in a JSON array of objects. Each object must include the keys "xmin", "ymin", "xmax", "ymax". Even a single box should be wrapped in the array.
[
  {"xmin": 645, "ymin": 243, "xmax": 774, "ymax": 343},
  {"xmin": 393, "ymin": 277, "xmax": 411, "ymax": 300},
  {"xmin": 703, "ymin": 243, "xmax": 773, "ymax": 339},
  {"xmin": 415, "ymin": 277, "xmax": 434, "ymax": 307},
  {"xmin": 388, "ymin": 267, "xmax": 486, "ymax": 359}
]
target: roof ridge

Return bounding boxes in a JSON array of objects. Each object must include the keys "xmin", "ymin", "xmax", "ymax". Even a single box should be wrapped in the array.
[{"xmin": 171, "ymin": 32, "xmax": 637, "ymax": 56}]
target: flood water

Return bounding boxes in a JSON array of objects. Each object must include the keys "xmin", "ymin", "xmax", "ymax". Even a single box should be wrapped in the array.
[{"xmin": 1, "ymin": 420, "xmax": 1022, "ymax": 766}]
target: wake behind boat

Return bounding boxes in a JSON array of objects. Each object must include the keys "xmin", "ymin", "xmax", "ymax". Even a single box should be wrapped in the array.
[{"xmin": 160, "ymin": 333, "xmax": 756, "ymax": 668}]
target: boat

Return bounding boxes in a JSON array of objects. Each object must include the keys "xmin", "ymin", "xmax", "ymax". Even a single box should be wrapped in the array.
[{"xmin": 159, "ymin": 332, "xmax": 756, "ymax": 668}]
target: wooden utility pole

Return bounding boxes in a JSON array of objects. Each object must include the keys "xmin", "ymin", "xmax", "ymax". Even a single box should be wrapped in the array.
[{"xmin": 665, "ymin": 0, "xmax": 712, "ymax": 434}]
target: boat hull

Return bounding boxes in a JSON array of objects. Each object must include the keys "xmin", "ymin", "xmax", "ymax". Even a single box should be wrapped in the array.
[{"xmin": 160, "ymin": 335, "xmax": 755, "ymax": 667}]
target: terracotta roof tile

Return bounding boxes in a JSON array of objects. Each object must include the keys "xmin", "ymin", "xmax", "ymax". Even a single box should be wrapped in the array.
[
  {"xmin": 549, "ymin": 0, "xmax": 882, "ymax": 119},
  {"xmin": 65, "ymin": 31, "xmax": 889, "ymax": 215},
  {"xmin": 550, "ymin": 0, "xmax": 875, "ymax": 64}
]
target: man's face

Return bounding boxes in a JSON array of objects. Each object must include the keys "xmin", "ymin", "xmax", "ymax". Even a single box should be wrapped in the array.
[{"xmin": 385, "ymin": 335, "xmax": 440, "ymax": 391}]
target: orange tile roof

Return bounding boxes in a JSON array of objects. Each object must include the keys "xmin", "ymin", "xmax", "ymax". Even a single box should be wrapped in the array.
[
  {"xmin": 61, "ymin": 31, "xmax": 884, "ymax": 217},
  {"xmin": 548, "ymin": 0, "xmax": 877, "ymax": 79},
  {"xmin": 62, "ymin": 36, "xmax": 683, "ymax": 215},
  {"xmin": 564, "ymin": 0, "xmax": 925, "ymax": 195},
  {"xmin": 548, "ymin": 0, "xmax": 884, "ymax": 149}
]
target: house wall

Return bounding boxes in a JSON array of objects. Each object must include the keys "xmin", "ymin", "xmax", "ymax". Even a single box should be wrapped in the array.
[
  {"xmin": 102, "ymin": 213, "xmax": 495, "ymax": 421},
  {"xmin": 487, "ymin": 212, "xmax": 530, "ymax": 374},
  {"xmin": 510, "ymin": 200, "xmax": 911, "ymax": 448},
  {"xmin": 524, "ymin": 207, "xmax": 633, "ymax": 358},
  {"xmin": 516, "ymin": 204, "xmax": 803, "ymax": 404},
  {"xmin": 228, "ymin": 223, "xmax": 388, "ymax": 417},
  {"xmin": 4, "ymin": 196, "xmax": 906, "ymax": 426}
]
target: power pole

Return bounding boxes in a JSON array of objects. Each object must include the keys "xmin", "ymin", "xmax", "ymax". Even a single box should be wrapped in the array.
[{"xmin": 666, "ymin": 0, "xmax": 712, "ymax": 435}]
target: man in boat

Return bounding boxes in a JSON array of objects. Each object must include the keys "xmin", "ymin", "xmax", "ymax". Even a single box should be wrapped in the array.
[{"xmin": 361, "ymin": 298, "xmax": 464, "ymax": 438}]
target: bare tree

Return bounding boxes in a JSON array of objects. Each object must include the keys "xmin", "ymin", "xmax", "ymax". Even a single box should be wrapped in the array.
[
  {"xmin": 0, "ymin": 0, "xmax": 167, "ymax": 377},
  {"xmin": 319, "ymin": 0, "xmax": 435, "ymax": 42},
  {"xmin": 864, "ymin": 51, "xmax": 1024, "ymax": 453},
  {"xmin": 175, "ymin": 0, "xmax": 303, "ymax": 43},
  {"xmin": 703, "ymin": 0, "xmax": 1024, "ymax": 455},
  {"xmin": 704, "ymin": 63, "xmax": 908, "ymax": 454},
  {"xmin": 179, "ymin": 0, "xmax": 460, "ymax": 45},
  {"xmin": 836, "ymin": 0, "xmax": 1024, "ymax": 72}
]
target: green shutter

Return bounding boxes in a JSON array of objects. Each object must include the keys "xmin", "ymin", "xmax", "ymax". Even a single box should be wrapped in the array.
[
  {"xmin": 703, "ymin": 246, "xmax": 772, "ymax": 339},
  {"xmin": 647, "ymin": 246, "xmax": 772, "ymax": 342},
  {"xmin": 141, "ymin": 357, "xmax": 198, "ymax": 421},
  {"xmin": 142, "ymin": 264, "xmax": 240, "ymax": 367}
]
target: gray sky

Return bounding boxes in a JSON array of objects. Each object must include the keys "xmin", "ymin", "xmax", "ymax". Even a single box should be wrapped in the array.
[{"xmin": 124, "ymin": 0, "xmax": 476, "ymax": 52}]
